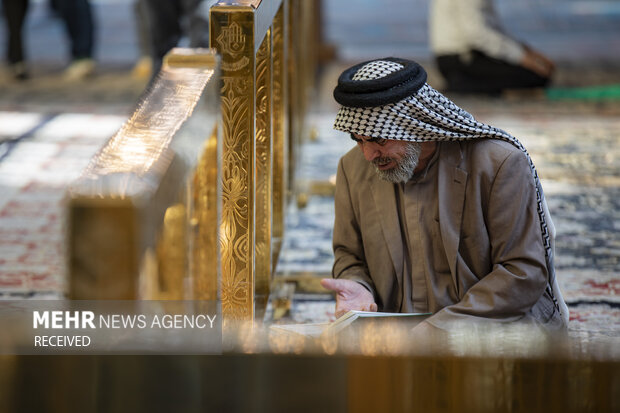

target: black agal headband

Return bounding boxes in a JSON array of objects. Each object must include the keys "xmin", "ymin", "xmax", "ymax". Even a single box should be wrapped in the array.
[{"xmin": 333, "ymin": 57, "xmax": 427, "ymax": 108}]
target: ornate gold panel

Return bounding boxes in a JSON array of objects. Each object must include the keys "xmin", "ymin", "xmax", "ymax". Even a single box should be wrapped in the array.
[
  {"xmin": 211, "ymin": 0, "xmax": 316, "ymax": 322},
  {"xmin": 211, "ymin": 9, "xmax": 256, "ymax": 322},
  {"xmin": 255, "ymin": 31, "xmax": 273, "ymax": 298},
  {"xmin": 271, "ymin": 3, "xmax": 288, "ymax": 265}
]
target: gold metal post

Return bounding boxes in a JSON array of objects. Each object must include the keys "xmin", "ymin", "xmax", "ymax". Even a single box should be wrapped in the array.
[
  {"xmin": 211, "ymin": 0, "xmax": 317, "ymax": 322},
  {"xmin": 255, "ymin": 30, "xmax": 273, "ymax": 299}
]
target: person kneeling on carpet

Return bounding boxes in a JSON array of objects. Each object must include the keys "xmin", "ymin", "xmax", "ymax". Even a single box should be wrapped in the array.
[{"xmin": 321, "ymin": 57, "xmax": 568, "ymax": 338}]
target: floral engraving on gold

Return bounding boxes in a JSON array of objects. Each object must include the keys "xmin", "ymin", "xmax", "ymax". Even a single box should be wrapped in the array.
[
  {"xmin": 255, "ymin": 31, "xmax": 272, "ymax": 296},
  {"xmin": 220, "ymin": 76, "xmax": 253, "ymax": 320},
  {"xmin": 272, "ymin": 4, "xmax": 286, "ymax": 243}
]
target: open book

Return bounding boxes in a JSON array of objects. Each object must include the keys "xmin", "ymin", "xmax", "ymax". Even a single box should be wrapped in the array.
[{"xmin": 270, "ymin": 310, "xmax": 431, "ymax": 338}]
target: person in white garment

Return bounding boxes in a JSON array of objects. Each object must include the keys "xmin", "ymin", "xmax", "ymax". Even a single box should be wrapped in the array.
[{"xmin": 429, "ymin": 0, "xmax": 555, "ymax": 94}]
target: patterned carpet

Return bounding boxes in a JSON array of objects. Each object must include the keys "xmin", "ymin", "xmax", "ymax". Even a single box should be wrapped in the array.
[{"xmin": 0, "ymin": 111, "xmax": 126, "ymax": 298}]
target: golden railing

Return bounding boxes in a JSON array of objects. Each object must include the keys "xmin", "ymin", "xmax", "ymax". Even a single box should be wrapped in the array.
[
  {"xmin": 67, "ymin": 49, "xmax": 222, "ymax": 301},
  {"xmin": 67, "ymin": 1, "xmax": 318, "ymax": 322},
  {"xmin": 66, "ymin": 0, "xmax": 317, "ymax": 321},
  {"xmin": 210, "ymin": 0, "xmax": 317, "ymax": 323}
]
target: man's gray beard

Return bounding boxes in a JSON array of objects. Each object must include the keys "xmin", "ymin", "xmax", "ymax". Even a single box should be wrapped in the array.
[{"xmin": 373, "ymin": 142, "xmax": 422, "ymax": 183}]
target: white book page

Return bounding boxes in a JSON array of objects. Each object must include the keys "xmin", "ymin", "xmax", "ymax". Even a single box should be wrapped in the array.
[{"xmin": 270, "ymin": 311, "xmax": 430, "ymax": 338}]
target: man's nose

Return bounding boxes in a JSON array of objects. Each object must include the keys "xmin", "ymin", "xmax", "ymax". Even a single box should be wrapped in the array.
[{"xmin": 361, "ymin": 142, "xmax": 381, "ymax": 162}]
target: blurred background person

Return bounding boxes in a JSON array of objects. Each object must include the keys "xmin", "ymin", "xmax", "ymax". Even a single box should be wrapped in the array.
[
  {"xmin": 131, "ymin": 0, "xmax": 153, "ymax": 80},
  {"xmin": 55, "ymin": 0, "xmax": 96, "ymax": 80},
  {"xmin": 143, "ymin": 0, "xmax": 214, "ymax": 80},
  {"xmin": 1, "ymin": 0, "xmax": 30, "ymax": 80},
  {"xmin": 430, "ymin": 0, "xmax": 555, "ymax": 94},
  {"xmin": 1, "ymin": 0, "xmax": 96, "ymax": 81}
]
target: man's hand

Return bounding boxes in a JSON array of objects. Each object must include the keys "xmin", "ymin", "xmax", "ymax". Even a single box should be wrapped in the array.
[{"xmin": 320, "ymin": 278, "xmax": 377, "ymax": 318}]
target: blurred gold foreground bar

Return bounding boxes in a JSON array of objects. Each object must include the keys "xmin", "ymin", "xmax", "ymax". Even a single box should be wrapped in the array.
[{"xmin": 67, "ymin": 49, "xmax": 222, "ymax": 301}]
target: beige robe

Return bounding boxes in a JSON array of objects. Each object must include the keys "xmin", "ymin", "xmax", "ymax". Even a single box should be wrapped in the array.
[{"xmin": 332, "ymin": 139, "xmax": 568, "ymax": 330}]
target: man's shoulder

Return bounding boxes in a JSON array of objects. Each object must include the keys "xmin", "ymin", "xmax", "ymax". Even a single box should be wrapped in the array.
[
  {"xmin": 451, "ymin": 138, "xmax": 535, "ymax": 185},
  {"xmin": 461, "ymin": 138, "xmax": 526, "ymax": 166},
  {"xmin": 466, "ymin": 137, "xmax": 520, "ymax": 154}
]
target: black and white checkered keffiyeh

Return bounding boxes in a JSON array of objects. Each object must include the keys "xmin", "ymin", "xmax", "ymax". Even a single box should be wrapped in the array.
[{"xmin": 333, "ymin": 58, "xmax": 562, "ymax": 314}]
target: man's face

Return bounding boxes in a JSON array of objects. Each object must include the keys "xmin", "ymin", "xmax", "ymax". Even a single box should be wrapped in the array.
[{"xmin": 351, "ymin": 133, "xmax": 422, "ymax": 183}]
